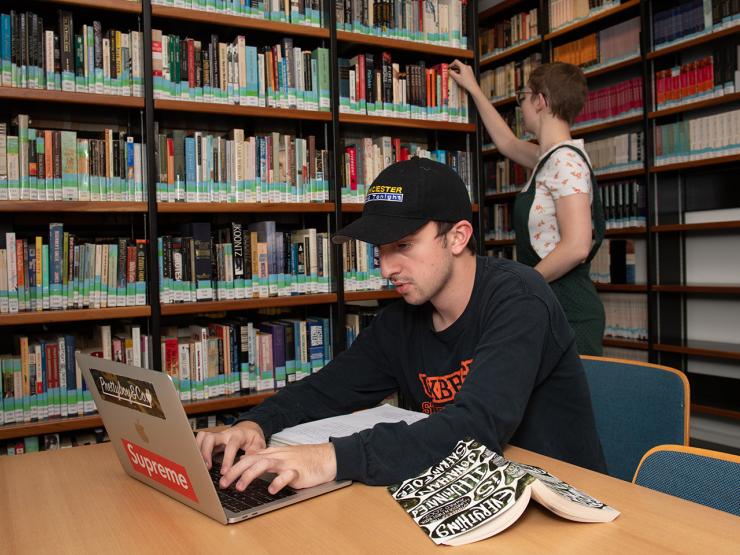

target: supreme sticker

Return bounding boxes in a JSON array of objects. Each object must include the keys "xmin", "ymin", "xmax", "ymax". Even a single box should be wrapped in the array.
[
  {"xmin": 123, "ymin": 439, "xmax": 199, "ymax": 503},
  {"xmin": 90, "ymin": 368, "xmax": 165, "ymax": 419}
]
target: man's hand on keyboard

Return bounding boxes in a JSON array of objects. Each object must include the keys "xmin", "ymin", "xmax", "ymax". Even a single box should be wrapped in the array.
[
  {"xmin": 218, "ymin": 443, "xmax": 338, "ymax": 495},
  {"xmin": 196, "ymin": 421, "xmax": 266, "ymax": 475}
]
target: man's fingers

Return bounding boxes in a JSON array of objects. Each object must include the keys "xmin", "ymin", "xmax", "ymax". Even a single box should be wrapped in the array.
[
  {"xmin": 220, "ymin": 435, "xmax": 244, "ymax": 475},
  {"xmin": 197, "ymin": 432, "xmax": 216, "ymax": 469},
  {"xmin": 268, "ymin": 469, "xmax": 298, "ymax": 495}
]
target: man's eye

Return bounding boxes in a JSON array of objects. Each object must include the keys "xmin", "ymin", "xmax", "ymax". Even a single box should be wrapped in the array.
[{"xmin": 398, "ymin": 243, "xmax": 410, "ymax": 250}]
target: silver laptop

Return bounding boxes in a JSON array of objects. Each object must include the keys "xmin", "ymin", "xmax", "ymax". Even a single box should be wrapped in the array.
[{"xmin": 76, "ymin": 353, "xmax": 351, "ymax": 524}]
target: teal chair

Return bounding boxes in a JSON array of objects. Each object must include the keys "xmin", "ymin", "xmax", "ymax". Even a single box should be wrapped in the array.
[
  {"xmin": 580, "ymin": 356, "xmax": 690, "ymax": 481},
  {"xmin": 634, "ymin": 445, "xmax": 740, "ymax": 516}
]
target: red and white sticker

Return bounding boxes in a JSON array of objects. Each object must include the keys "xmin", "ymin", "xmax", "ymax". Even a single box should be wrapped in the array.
[{"xmin": 123, "ymin": 439, "xmax": 199, "ymax": 503}]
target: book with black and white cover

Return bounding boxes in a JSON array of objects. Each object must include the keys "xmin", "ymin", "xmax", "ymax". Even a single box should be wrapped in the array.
[{"xmin": 389, "ymin": 438, "xmax": 619, "ymax": 546}]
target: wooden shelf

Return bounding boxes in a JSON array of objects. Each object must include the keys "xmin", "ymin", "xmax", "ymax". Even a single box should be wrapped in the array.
[
  {"xmin": 342, "ymin": 203, "xmax": 480, "ymax": 213},
  {"xmin": 653, "ymin": 285, "xmax": 740, "ymax": 295},
  {"xmin": 158, "ymin": 202, "xmax": 335, "ymax": 213},
  {"xmin": 485, "ymin": 238, "xmax": 516, "ymax": 246},
  {"xmin": 649, "ymin": 92, "xmax": 740, "ymax": 119},
  {"xmin": 602, "ymin": 337, "xmax": 649, "ymax": 350},
  {"xmin": 651, "ymin": 221, "xmax": 740, "ymax": 233},
  {"xmin": 51, "ymin": 0, "xmax": 141, "ymax": 13},
  {"xmin": 653, "ymin": 340, "xmax": 740, "ymax": 361},
  {"xmin": 647, "ymin": 26, "xmax": 740, "ymax": 60},
  {"xmin": 152, "ymin": 5, "xmax": 329, "ymax": 38},
  {"xmin": 485, "ymin": 191, "xmax": 520, "ymax": 201},
  {"xmin": 479, "ymin": 0, "xmax": 527, "ymax": 20},
  {"xmin": 0, "ymin": 201, "xmax": 147, "ymax": 213},
  {"xmin": 337, "ymin": 31, "xmax": 473, "ymax": 59},
  {"xmin": 491, "ymin": 95, "xmax": 517, "ymax": 108},
  {"xmin": 595, "ymin": 168, "xmax": 645, "ymax": 181},
  {"xmin": 345, "ymin": 290, "xmax": 400, "ymax": 302},
  {"xmin": 0, "ymin": 87, "xmax": 144, "ymax": 108},
  {"xmin": 571, "ymin": 114, "xmax": 643, "ymax": 137},
  {"xmin": 604, "ymin": 226, "xmax": 647, "ymax": 236},
  {"xmin": 480, "ymin": 38, "xmax": 543, "ymax": 68},
  {"xmin": 154, "ymin": 99, "xmax": 332, "ymax": 121},
  {"xmin": 583, "ymin": 55, "xmax": 642, "ymax": 79},
  {"xmin": 160, "ymin": 293, "xmax": 337, "ymax": 316},
  {"xmin": 338, "ymin": 113, "xmax": 476, "ymax": 132},
  {"xmin": 650, "ymin": 154, "xmax": 740, "ymax": 173},
  {"xmin": 595, "ymin": 283, "xmax": 648, "ymax": 292},
  {"xmin": 692, "ymin": 404, "xmax": 740, "ymax": 421},
  {"xmin": 545, "ymin": 0, "xmax": 640, "ymax": 41},
  {"xmin": 0, "ymin": 306, "xmax": 151, "ymax": 327},
  {"xmin": 0, "ymin": 391, "xmax": 276, "ymax": 441}
]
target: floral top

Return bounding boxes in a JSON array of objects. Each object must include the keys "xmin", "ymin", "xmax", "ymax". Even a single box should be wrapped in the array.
[{"xmin": 521, "ymin": 139, "xmax": 593, "ymax": 259}]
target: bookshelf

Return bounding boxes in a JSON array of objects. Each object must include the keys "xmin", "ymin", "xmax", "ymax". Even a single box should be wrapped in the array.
[{"xmin": 0, "ymin": 0, "xmax": 480, "ymax": 450}]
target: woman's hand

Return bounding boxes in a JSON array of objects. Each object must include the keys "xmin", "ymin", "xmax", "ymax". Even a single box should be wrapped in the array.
[{"xmin": 449, "ymin": 59, "xmax": 479, "ymax": 93}]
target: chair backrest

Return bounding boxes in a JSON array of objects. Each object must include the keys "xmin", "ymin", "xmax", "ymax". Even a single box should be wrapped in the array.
[
  {"xmin": 580, "ymin": 356, "xmax": 690, "ymax": 481},
  {"xmin": 634, "ymin": 444, "xmax": 740, "ymax": 516}
]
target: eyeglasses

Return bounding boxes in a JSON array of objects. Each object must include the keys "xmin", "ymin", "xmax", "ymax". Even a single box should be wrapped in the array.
[{"xmin": 515, "ymin": 89, "xmax": 533, "ymax": 106}]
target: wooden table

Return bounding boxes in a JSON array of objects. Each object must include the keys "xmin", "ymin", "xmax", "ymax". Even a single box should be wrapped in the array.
[{"xmin": 1, "ymin": 443, "xmax": 738, "ymax": 553}]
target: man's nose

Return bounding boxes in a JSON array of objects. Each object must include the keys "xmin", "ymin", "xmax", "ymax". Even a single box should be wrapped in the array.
[{"xmin": 379, "ymin": 252, "xmax": 398, "ymax": 280}]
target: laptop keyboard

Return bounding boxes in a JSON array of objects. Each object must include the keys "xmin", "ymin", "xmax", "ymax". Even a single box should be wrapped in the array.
[{"xmin": 209, "ymin": 463, "xmax": 297, "ymax": 513}]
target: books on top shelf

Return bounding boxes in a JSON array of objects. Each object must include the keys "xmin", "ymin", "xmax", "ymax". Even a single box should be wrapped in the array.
[
  {"xmin": 151, "ymin": 0, "xmax": 325, "ymax": 28},
  {"xmin": 652, "ymin": 0, "xmax": 740, "ymax": 51},
  {"xmin": 481, "ymin": 52, "xmax": 541, "ymax": 102},
  {"xmin": 585, "ymin": 131, "xmax": 644, "ymax": 175},
  {"xmin": 0, "ymin": 116, "xmax": 147, "ymax": 203},
  {"xmin": 161, "ymin": 315, "xmax": 331, "ymax": 398},
  {"xmin": 553, "ymin": 16, "xmax": 640, "ymax": 70},
  {"xmin": 573, "ymin": 77, "xmax": 643, "ymax": 128},
  {"xmin": 0, "ymin": 10, "xmax": 144, "ymax": 97},
  {"xmin": 548, "ymin": 0, "xmax": 621, "ymax": 33},
  {"xmin": 151, "ymin": 31, "xmax": 331, "ymax": 111},
  {"xmin": 337, "ymin": 54, "xmax": 469, "ymax": 122},
  {"xmin": 0, "ymin": 225, "xmax": 147, "ymax": 315},
  {"xmin": 389, "ymin": 438, "xmax": 619, "ymax": 546},
  {"xmin": 336, "ymin": 0, "xmax": 469, "ymax": 48},
  {"xmin": 154, "ymin": 127, "xmax": 329, "ymax": 203},
  {"xmin": 158, "ymin": 221, "xmax": 331, "ymax": 304},
  {"xmin": 341, "ymin": 135, "xmax": 473, "ymax": 204},
  {"xmin": 479, "ymin": 7, "xmax": 539, "ymax": 60},
  {"xmin": 654, "ymin": 107, "xmax": 740, "ymax": 165}
]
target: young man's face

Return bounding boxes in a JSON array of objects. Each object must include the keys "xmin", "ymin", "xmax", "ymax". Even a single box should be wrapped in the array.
[{"xmin": 378, "ymin": 221, "xmax": 454, "ymax": 306}]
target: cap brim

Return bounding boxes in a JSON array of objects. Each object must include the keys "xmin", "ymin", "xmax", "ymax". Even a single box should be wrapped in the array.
[{"xmin": 332, "ymin": 214, "xmax": 429, "ymax": 245}]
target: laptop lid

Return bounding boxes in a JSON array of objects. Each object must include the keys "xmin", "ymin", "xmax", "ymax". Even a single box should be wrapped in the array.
[{"xmin": 76, "ymin": 353, "xmax": 350, "ymax": 525}]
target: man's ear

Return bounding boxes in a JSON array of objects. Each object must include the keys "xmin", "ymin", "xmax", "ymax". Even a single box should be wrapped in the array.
[{"xmin": 449, "ymin": 220, "xmax": 473, "ymax": 255}]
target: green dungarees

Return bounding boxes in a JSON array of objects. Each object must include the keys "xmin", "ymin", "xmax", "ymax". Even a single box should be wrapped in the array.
[{"xmin": 513, "ymin": 144, "xmax": 606, "ymax": 355}]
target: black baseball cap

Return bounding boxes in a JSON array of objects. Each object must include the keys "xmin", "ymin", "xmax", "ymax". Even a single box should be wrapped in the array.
[{"xmin": 332, "ymin": 157, "xmax": 472, "ymax": 246}]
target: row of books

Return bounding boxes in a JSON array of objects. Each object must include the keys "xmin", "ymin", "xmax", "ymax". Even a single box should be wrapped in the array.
[
  {"xmin": 158, "ymin": 221, "xmax": 331, "ymax": 304},
  {"xmin": 340, "ymin": 136, "xmax": 473, "ymax": 203},
  {"xmin": 599, "ymin": 180, "xmax": 647, "ymax": 230},
  {"xmin": 590, "ymin": 238, "xmax": 646, "ymax": 284},
  {"xmin": 161, "ymin": 317, "xmax": 332, "ymax": 398},
  {"xmin": 548, "ymin": 0, "xmax": 620, "ymax": 33},
  {"xmin": 0, "ymin": 10, "xmax": 144, "ymax": 97},
  {"xmin": 481, "ymin": 53, "xmax": 541, "ymax": 102},
  {"xmin": 654, "ymin": 45, "xmax": 739, "ymax": 109},
  {"xmin": 335, "ymin": 0, "xmax": 469, "ymax": 48},
  {"xmin": 478, "ymin": 7, "xmax": 539, "ymax": 59},
  {"xmin": 600, "ymin": 293, "xmax": 648, "ymax": 341},
  {"xmin": 573, "ymin": 77, "xmax": 644, "ymax": 127},
  {"xmin": 152, "ymin": 31, "xmax": 331, "ymax": 111},
  {"xmin": 1, "ymin": 430, "xmax": 107, "ymax": 455},
  {"xmin": 151, "ymin": 0, "xmax": 325, "ymax": 28},
  {"xmin": 654, "ymin": 108, "xmax": 740, "ymax": 165},
  {"xmin": 553, "ymin": 17, "xmax": 640, "ymax": 70},
  {"xmin": 585, "ymin": 131, "xmax": 644, "ymax": 175},
  {"xmin": 1, "ymin": 227, "xmax": 147, "ymax": 315},
  {"xmin": 484, "ymin": 158, "xmax": 530, "ymax": 194},
  {"xmin": 338, "ymin": 55, "xmax": 469, "ymax": 122},
  {"xmin": 0, "ymin": 116, "xmax": 147, "ymax": 202},
  {"xmin": 653, "ymin": 0, "xmax": 740, "ymax": 49},
  {"xmin": 345, "ymin": 309, "xmax": 378, "ymax": 348},
  {"xmin": 341, "ymin": 239, "xmax": 390, "ymax": 292},
  {"xmin": 484, "ymin": 203, "xmax": 514, "ymax": 241},
  {"xmin": 154, "ymin": 128, "xmax": 329, "ymax": 204}
]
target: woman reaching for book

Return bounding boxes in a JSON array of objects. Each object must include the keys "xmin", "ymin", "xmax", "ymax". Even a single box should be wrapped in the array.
[{"xmin": 449, "ymin": 60, "xmax": 605, "ymax": 355}]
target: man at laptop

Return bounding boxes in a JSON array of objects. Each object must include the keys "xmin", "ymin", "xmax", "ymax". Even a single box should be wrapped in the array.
[{"xmin": 197, "ymin": 157, "xmax": 606, "ymax": 496}]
